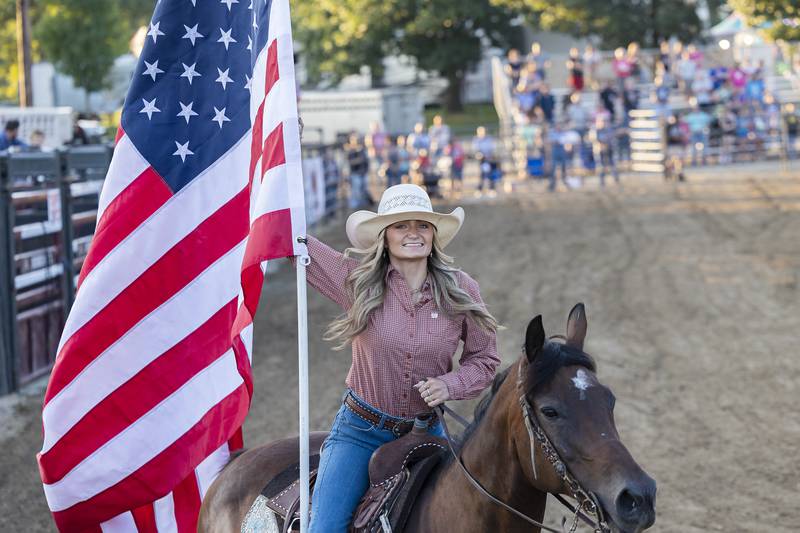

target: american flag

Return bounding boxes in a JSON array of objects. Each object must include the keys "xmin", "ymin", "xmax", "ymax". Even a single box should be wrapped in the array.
[{"xmin": 36, "ymin": 0, "xmax": 306, "ymax": 530}]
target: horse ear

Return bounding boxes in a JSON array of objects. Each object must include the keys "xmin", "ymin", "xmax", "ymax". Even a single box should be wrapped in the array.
[
  {"xmin": 565, "ymin": 303, "xmax": 588, "ymax": 351},
  {"xmin": 525, "ymin": 315, "xmax": 546, "ymax": 362}
]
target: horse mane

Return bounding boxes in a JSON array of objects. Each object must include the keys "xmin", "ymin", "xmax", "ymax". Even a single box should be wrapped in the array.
[
  {"xmin": 451, "ymin": 340, "xmax": 596, "ymax": 454},
  {"xmin": 525, "ymin": 340, "xmax": 596, "ymax": 397}
]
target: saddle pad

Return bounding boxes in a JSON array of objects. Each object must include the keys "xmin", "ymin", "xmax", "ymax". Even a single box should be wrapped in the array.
[{"xmin": 241, "ymin": 495, "xmax": 281, "ymax": 533}]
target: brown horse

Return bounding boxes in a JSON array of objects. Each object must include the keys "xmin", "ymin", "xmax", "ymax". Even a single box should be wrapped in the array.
[{"xmin": 199, "ymin": 304, "xmax": 656, "ymax": 532}]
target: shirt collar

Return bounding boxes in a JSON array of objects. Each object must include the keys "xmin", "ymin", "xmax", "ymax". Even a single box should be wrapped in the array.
[{"xmin": 385, "ymin": 263, "xmax": 431, "ymax": 292}]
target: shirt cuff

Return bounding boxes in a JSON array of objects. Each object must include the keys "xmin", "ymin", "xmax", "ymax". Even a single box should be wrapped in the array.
[{"xmin": 438, "ymin": 372, "xmax": 465, "ymax": 401}]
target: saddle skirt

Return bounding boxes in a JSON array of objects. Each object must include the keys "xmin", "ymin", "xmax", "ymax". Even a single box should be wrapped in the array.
[{"xmin": 242, "ymin": 429, "xmax": 447, "ymax": 533}]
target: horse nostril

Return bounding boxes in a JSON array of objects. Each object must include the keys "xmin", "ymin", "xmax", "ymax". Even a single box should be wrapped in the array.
[
  {"xmin": 616, "ymin": 488, "xmax": 643, "ymax": 518},
  {"xmin": 615, "ymin": 485, "xmax": 656, "ymax": 528}
]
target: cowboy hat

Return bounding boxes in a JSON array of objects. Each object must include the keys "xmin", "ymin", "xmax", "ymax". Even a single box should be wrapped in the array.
[{"xmin": 345, "ymin": 184, "xmax": 464, "ymax": 249}]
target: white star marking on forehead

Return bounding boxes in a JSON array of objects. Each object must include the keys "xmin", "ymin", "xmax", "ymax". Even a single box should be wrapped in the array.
[{"xmin": 571, "ymin": 369, "xmax": 593, "ymax": 400}]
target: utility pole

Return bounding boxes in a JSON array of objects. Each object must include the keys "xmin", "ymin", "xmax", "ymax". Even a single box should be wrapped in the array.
[{"xmin": 16, "ymin": 0, "xmax": 33, "ymax": 107}]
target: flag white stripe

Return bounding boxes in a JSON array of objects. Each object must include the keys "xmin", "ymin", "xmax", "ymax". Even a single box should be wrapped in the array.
[
  {"xmin": 195, "ymin": 443, "xmax": 230, "ymax": 499},
  {"xmin": 252, "ymin": 165, "xmax": 290, "ymax": 221},
  {"xmin": 250, "ymin": 41, "xmax": 267, "ymax": 120},
  {"xmin": 41, "ymin": 241, "xmax": 246, "ymax": 454},
  {"xmin": 43, "ymin": 349, "xmax": 243, "ymax": 512},
  {"xmin": 154, "ymin": 491, "xmax": 179, "ymax": 533},
  {"xmin": 97, "ymin": 135, "xmax": 150, "ymax": 222},
  {"xmin": 261, "ymin": 69, "xmax": 298, "ymax": 142},
  {"xmin": 239, "ymin": 323, "xmax": 254, "ymax": 364},
  {"xmin": 57, "ymin": 133, "xmax": 252, "ymax": 356},
  {"xmin": 100, "ymin": 511, "xmax": 138, "ymax": 533}
]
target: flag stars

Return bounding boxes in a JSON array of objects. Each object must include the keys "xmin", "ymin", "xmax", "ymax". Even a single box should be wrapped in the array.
[
  {"xmin": 247, "ymin": 35, "xmax": 253, "ymax": 51},
  {"xmin": 212, "ymin": 107, "xmax": 231, "ymax": 129},
  {"xmin": 218, "ymin": 28, "xmax": 237, "ymax": 50},
  {"xmin": 252, "ymin": 13, "xmax": 259, "ymax": 31},
  {"xmin": 221, "ymin": 0, "xmax": 239, "ymax": 10},
  {"xmin": 147, "ymin": 21, "xmax": 165, "ymax": 43},
  {"xmin": 180, "ymin": 62, "xmax": 202, "ymax": 84},
  {"xmin": 216, "ymin": 67, "xmax": 233, "ymax": 90},
  {"xmin": 182, "ymin": 24, "xmax": 204, "ymax": 46},
  {"xmin": 173, "ymin": 141, "xmax": 194, "ymax": 162},
  {"xmin": 244, "ymin": 74, "xmax": 252, "ymax": 92},
  {"xmin": 177, "ymin": 101, "xmax": 199, "ymax": 123},
  {"xmin": 139, "ymin": 98, "xmax": 160, "ymax": 120},
  {"xmin": 142, "ymin": 60, "xmax": 164, "ymax": 81}
]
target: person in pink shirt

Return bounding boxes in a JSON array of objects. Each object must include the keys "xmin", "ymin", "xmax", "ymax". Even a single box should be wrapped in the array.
[
  {"xmin": 612, "ymin": 47, "xmax": 632, "ymax": 91},
  {"xmin": 729, "ymin": 63, "xmax": 748, "ymax": 93},
  {"xmin": 305, "ymin": 183, "xmax": 500, "ymax": 532}
]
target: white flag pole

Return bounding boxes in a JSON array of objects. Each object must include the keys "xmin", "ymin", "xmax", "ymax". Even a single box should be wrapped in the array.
[{"xmin": 296, "ymin": 251, "xmax": 311, "ymax": 533}]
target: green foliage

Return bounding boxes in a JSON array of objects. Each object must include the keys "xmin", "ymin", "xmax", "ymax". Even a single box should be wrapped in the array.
[
  {"xmin": 0, "ymin": 0, "xmax": 154, "ymax": 103},
  {"xmin": 730, "ymin": 0, "xmax": 800, "ymax": 41},
  {"xmin": 0, "ymin": 17, "xmax": 19, "ymax": 102},
  {"xmin": 492, "ymin": 0, "xmax": 702, "ymax": 48},
  {"xmin": 293, "ymin": 0, "xmax": 520, "ymax": 109},
  {"xmin": 35, "ymin": 0, "xmax": 129, "ymax": 94}
]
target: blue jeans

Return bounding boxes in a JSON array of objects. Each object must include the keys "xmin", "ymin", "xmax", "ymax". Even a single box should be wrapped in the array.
[{"xmin": 309, "ymin": 390, "xmax": 444, "ymax": 533}]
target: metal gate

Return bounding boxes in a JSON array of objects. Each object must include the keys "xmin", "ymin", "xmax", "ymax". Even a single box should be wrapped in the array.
[{"xmin": 0, "ymin": 146, "xmax": 110, "ymax": 394}]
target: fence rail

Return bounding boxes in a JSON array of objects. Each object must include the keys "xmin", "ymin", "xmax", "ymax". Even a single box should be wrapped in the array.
[{"xmin": 0, "ymin": 146, "xmax": 111, "ymax": 395}]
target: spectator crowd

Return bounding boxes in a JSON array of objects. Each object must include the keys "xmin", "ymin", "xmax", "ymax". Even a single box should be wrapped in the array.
[{"xmin": 504, "ymin": 39, "xmax": 800, "ymax": 189}]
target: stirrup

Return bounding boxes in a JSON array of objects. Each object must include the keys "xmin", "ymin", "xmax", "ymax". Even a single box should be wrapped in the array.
[{"xmin": 379, "ymin": 511, "xmax": 393, "ymax": 532}]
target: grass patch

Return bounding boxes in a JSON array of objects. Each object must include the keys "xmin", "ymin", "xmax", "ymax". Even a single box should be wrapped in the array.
[{"xmin": 423, "ymin": 103, "xmax": 499, "ymax": 138}]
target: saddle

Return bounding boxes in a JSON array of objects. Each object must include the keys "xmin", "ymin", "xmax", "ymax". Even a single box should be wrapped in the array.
[{"xmin": 254, "ymin": 424, "xmax": 447, "ymax": 533}]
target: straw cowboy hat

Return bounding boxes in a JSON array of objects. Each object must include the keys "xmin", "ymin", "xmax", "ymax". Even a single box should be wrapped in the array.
[{"xmin": 346, "ymin": 184, "xmax": 464, "ymax": 249}]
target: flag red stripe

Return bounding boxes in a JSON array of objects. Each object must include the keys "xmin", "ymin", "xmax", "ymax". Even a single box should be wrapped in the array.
[
  {"xmin": 248, "ymin": 100, "xmax": 265, "ymax": 186},
  {"xmin": 132, "ymin": 504, "xmax": 158, "ymax": 533},
  {"xmin": 45, "ymin": 187, "xmax": 250, "ymax": 404},
  {"xmin": 78, "ymin": 167, "xmax": 172, "ymax": 287},
  {"xmin": 114, "ymin": 126, "xmax": 125, "ymax": 145},
  {"xmin": 265, "ymin": 40, "xmax": 279, "ymax": 95},
  {"xmin": 261, "ymin": 123, "xmax": 285, "ymax": 177},
  {"xmin": 173, "ymin": 472, "xmax": 202, "ymax": 532},
  {"xmin": 238, "ymin": 208, "xmax": 293, "ymax": 320},
  {"xmin": 50, "ymin": 385, "xmax": 250, "ymax": 532},
  {"xmin": 38, "ymin": 300, "xmax": 238, "ymax": 484},
  {"xmin": 228, "ymin": 427, "xmax": 244, "ymax": 451}
]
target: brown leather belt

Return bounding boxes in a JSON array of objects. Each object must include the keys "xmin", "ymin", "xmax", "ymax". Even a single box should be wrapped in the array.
[{"xmin": 344, "ymin": 393, "xmax": 437, "ymax": 437}]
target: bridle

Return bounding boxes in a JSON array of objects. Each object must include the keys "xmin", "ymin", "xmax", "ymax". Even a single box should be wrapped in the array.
[{"xmin": 436, "ymin": 354, "xmax": 610, "ymax": 533}]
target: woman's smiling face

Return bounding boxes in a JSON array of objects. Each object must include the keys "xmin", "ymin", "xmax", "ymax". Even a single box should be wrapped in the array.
[{"xmin": 385, "ymin": 219, "xmax": 434, "ymax": 261}]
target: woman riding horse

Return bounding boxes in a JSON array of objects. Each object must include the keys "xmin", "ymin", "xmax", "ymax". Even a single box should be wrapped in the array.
[{"xmin": 303, "ymin": 183, "xmax": 500, "ymax": 532}]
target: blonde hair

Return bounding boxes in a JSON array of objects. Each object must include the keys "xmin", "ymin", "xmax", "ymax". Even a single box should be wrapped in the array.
[{"xmin": 324, "ymin": 229, "xmax": 499, "ymax": 349}]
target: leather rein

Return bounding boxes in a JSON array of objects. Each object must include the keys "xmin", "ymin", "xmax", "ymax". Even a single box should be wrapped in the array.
[{"xmin": 435, "ymin": 357, "xmax": 610, "ymax": 533}]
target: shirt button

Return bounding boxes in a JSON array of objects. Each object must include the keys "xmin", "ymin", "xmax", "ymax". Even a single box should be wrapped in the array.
[
  {"xmin": 406, "ymin": 354, "xmax": 412, "ymax": 359},
  {"xmin": 410, "ymin": 311, "xmax": 414, "ymax": 317},
  {"xmin": 409, "ymin": 332, "xmax": 414, "ymax": 338},
  {"xmin": 404, "ymin": 373, "xmax": 409, "ymax": 379},
  {"xmin": 401, "ymin": 413, "xmax": 407, "ymax": 417},
  {"xmin": 402, "ymin": 393, "xmax": 407, "ymax": 399}
]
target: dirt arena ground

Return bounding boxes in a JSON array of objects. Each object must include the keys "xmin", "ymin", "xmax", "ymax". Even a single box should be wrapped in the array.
[{"xmin": 1, "ymin": 161, "xmax": 798, "ymax": 532}]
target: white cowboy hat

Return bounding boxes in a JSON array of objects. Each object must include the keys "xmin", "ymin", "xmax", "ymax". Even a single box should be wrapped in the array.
[{"xmin": 345, "ymin": 184, "xmax": 464, "ymax": 249}]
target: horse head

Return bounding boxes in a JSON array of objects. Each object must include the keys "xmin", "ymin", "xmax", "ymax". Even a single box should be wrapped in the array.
[{"xmin": 519, "ymin": 303, "xmax": 656, "ymax": 533}]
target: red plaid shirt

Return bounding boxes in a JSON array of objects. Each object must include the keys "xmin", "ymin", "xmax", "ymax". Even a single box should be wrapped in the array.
[{"xmin": 306, "ymin": 236, "xmax": 499, "ymax": 418}]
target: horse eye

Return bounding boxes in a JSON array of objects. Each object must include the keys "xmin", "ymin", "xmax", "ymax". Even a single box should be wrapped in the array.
[{"xmin": 540, "ymin": 407, "xmax": 559, "ymax": 419}]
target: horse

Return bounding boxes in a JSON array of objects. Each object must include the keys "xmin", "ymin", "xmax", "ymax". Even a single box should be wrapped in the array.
[{"xmin": 199, "ymin": 303, "xmax": 656, "ymax": 532}]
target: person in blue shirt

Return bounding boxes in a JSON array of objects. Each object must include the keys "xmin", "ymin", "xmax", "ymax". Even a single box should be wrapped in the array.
[{"xmin": 0, "ymin": 120, "xmax": 27, "ymax": 152}]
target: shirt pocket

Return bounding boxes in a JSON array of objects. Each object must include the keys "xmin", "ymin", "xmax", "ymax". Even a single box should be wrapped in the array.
[{"xmin": 427, "ymin": 314, "xmax": 462, "ymax": 353}]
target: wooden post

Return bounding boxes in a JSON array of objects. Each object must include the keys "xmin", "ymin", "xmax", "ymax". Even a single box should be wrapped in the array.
[{"xmin": 16, "ymin": 0, "xmax": 33, "ymax": 107}]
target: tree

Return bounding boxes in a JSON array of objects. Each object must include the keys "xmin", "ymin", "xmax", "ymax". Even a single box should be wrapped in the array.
[
  {"xmin": 35, "ymin": 0, "xmax": 129, "ymax": 99},
  {"xmin": 292, "ymin": 0, "xmax": 398, "ymax": 88},
  {"xmin": 492, "ymin": 0, "xmax": 702, "ymax": 48},
  {"xmin": 293, "ymin": 0, "xmax": 521, "ymax": 111},
  {"xmin": 729, "ymin": 0, "xmax": 800, "ymax": 41}
]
